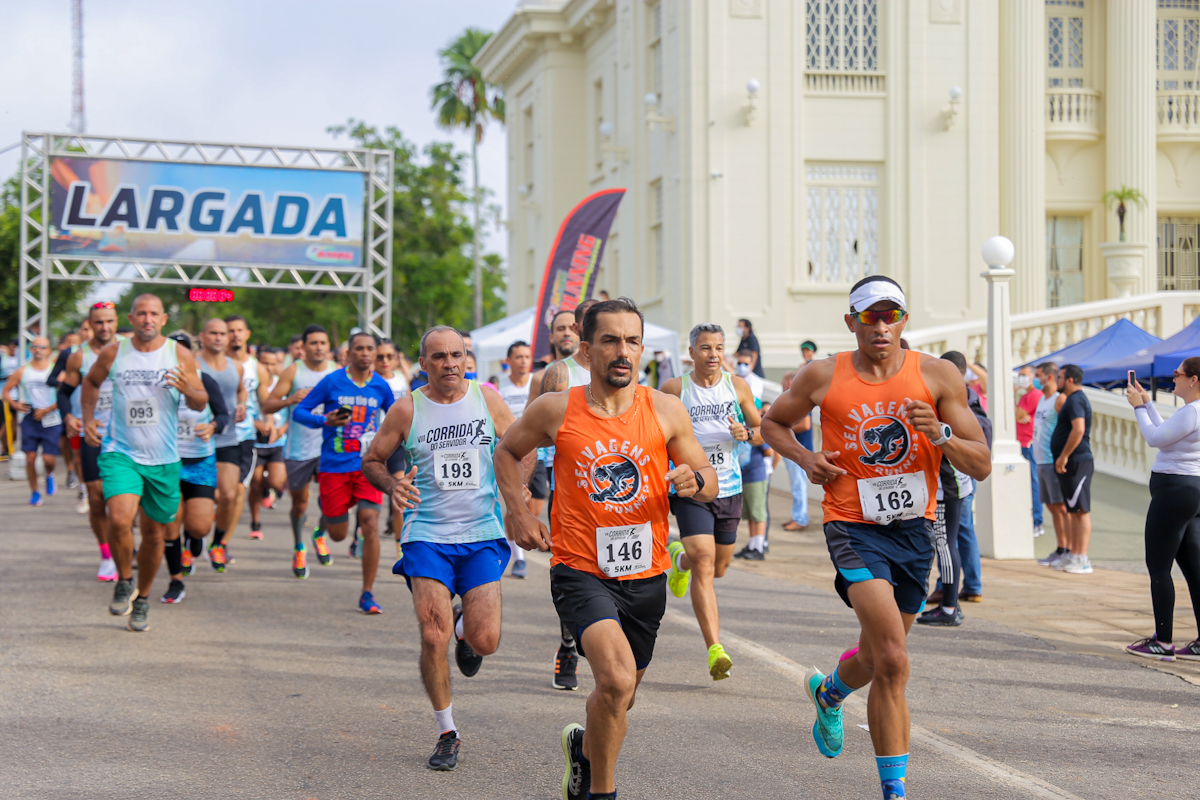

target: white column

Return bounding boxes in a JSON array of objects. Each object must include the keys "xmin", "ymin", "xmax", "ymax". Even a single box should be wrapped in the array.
[
  {"xmin": 998, "ymin": 0, "xmax": 1046, "ymax": 313},
  {"xmin": 1105, "ymin": 0, "xmax": 1158, "ymax": 295}
]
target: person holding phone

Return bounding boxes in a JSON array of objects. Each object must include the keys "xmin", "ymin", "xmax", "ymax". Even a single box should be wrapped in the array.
[{"xmin": 1123, "ymin": 360, "xmax": 1200, "ymax": 661}]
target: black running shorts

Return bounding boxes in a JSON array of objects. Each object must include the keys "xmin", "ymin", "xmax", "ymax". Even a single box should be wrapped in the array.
[
  {"xmin": 550, "ymin": 563, "xmax": 667, "ymax": 671},
  {"xmin": 1057, "ymin": 457, "xmax": 1093, "ymax": 514},
  {"xmin": 80, "ymin": 441, "xmax": 102, "ymax": 484},
  {"xmin": 670, "ymin": 494, "xmax": 743, "ymax": 545},
  {"xmin": 216, "ymin": 440, "xmax": 255, "ymax": 482},
  {"xmin": 285, "ymin": 457, "xmax": 320, "ymax": 493},
  {"xmin": 254, "ymin": 445, "xmax": 284, "ymax": 466},
  {"xmin": 529, "ymin": 460, "xmax": 549, "ymax": 500}
]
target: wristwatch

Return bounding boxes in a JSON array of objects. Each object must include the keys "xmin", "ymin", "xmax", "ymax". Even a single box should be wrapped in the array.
[{"xmin": 930, "ymin": 423, "xmax": 952, "ymax": 447}]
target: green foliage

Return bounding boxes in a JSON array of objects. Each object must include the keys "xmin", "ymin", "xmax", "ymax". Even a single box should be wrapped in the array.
[
  {"xmin": 1102, "ymin": 185, "xmax": 1147, "ymax": 241},
  {"xmin": 430, "ymin": 28, "xmax": 506, "ymax": 141}
]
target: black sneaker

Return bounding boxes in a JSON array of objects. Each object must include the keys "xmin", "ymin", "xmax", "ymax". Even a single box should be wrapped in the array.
[
  {"xmin": 109, "ymin": 578, "xmax": 138, "ymax": 616},
  {"xmin": 561, "ymin": 723, "xmax": 590, "ymax": 800},
  {"xmin": 553, "ymin": 644, "xmax": 579, "ymax": 691},
  {"xmin": 427, "ymin": 730, "xmax": 460, "ymax": 771},
  {"xmin": 160, "ymin": 579, "xmax": 186, "ymax": 604},
  {"xmin": 127, "ymin": 597, "xmax": 150, "ymax": 632},
  {"xmin": 453, "ymin": 605, "xmax": 483, "ymax": 677},
  {"xmin": 741, "ymin": 547, "xmax": 765, "ymax": 561},
  {"xmin": 917, "ymin": 606, "xmax": 964, "ymax": 626}
]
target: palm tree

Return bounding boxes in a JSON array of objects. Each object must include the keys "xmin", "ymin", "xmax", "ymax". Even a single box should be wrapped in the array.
[
  {"xmin": 431, "ymin": 28, "xmax": 505, "ymax": 329},
  {"xmin": 1101, "ymin": 185, "xmax": 1147, "ymax": 243}
]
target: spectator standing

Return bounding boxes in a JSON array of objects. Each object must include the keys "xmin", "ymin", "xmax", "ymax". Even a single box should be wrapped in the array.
[
  {"xmin": 1050, "ymin": 364, "xmax": 1094, "ymax": 574},
  {"xmin": 800, "ymin": 340, "xmax": 817, "ymax": 366},
  {"xmin": 1124, "ymin": 361, "xmax": 1200, "ymax": 661},
  {"xmin": 1015, "ymin": 366, "xmax": 1044, "ymax": 537},
  {"xmin": 1033, "ymin": 363, "xmax": 1070, "ymax": 566},
  {"xmin": 736, "ymin": 318, "xmax": 765, "ymax": 378},
  {"xmin": 735, "ymin": 350, "xmax": 764, "ymax": 401},
  {"xmin": 733, "ymin": 440, "xmax": 773, "ymax": 560},
  {"xmin": 779, "ymin": 371, "xmax": 812, "ymax": 531}
]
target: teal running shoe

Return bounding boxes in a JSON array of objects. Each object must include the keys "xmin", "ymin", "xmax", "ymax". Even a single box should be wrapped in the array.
[{"xmin": 804, "ymin": 666, "xmax": 844, "ymax": 758}]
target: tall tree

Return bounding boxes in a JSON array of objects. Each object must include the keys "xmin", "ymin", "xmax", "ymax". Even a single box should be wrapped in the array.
[{"xmin": 431, "ymin": 27, "xmax": 505, "ymax": 328}]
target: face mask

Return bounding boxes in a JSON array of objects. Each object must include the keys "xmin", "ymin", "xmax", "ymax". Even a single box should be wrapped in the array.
[
  {"xmin": 736, "ymin": 363, "xmax": 751, "ymax": 377},
  {"xmin": 1016, "ymin": 374, "xmax": 1031, "ymax": 389},
  {"xmin": 1033, "ymin": 377, "xmax": 1042, "ymax": 390},
  {"xmin": 464, "ymin": 371, "xmax": 477, "ymax": 380},
  {"xmin": 736, "ymin": 327, "xmax": 746, "ymax": 338}
]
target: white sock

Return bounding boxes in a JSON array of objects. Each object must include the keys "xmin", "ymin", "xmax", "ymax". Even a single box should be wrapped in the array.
[
  {"xmin": 749, "ymin": 534, "xmax": 765, "ymax": 551},
  {"xmin": 509, "ymin": 539, "xmax": 527, "ymax": 561},
  {"xmin": 941, "ymin": 606, "xmax": 955, "ymax": 614},
  {"xmin": 434, "ymin": 704, "xmax": 455, "ymax": 735},
  {"xmin": 454, "ymin": 614, "xmax": 464, "ymax": 640}
]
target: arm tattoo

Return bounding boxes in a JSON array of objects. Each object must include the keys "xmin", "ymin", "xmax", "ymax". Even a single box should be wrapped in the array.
[{"xmin": 540, "ymin": 362, "xmax": 567, "ymax": 394}]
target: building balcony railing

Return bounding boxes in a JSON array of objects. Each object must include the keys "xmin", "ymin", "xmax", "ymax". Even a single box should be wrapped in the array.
[
  {"xmin": 1045, "ymin": 87, "xmax": 1101, "ymax": 141},
  {"xmin": 804, "ymin": 71, "xmax": 885, "ymax": 97},
  {"xmin": 1157, "ymin": 90, "xmax": 1200, "ymax": 139}
]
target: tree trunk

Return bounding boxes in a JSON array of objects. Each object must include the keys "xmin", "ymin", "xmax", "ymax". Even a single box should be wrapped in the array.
[{"xmin": 472, "ymin": 133, "xmax": 482, "ymax": 330}]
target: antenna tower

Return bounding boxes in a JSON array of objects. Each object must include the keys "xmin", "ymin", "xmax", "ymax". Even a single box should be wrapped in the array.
[{"xmin": 70, "ymin": 0, "xmax": 85, "ymax": 134}]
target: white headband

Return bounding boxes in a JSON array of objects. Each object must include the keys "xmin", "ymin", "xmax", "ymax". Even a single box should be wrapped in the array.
[{"xmin": 849, "ymin": 280, "xmax": 906, "ymax": 312}]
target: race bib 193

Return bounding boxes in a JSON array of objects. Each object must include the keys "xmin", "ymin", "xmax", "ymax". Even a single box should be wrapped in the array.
[
  {"xmin": 433, "ymin": 447, "xmax": 480, "ymax": 490},
  {"xmin": 595, "ymin": 522, "xmax": 653, "ymax": 578},
  {"xmin": 126, "ymin": 397, "xmax": 160, "ymax": 428},
  {"xmin": 857, "ymin": 471, "xmax": 927, "ymax": 525}
]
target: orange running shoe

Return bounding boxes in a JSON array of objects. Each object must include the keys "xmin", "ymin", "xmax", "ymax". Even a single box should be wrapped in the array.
[
  {"xmin": 180, "ymin": 548, "xmax": 194, "ymax": 577},
  {"xmin": 312, "ymin": 532, "xmax": 332, "ymax": 566},
  {"xmin": 208, "ymin": 544, "xmax": 227, "ymax": 573},
  {"xmin": 292, "ymin": 546, "xmax": 309, "ymax": 579}
]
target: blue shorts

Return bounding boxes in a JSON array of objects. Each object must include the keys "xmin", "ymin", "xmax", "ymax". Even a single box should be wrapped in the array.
[
  {"xmin": 393, "ymin": 539, "xmax": 510, "ymax": 597},
  {"xmin": 180, "ymin": 455, "xmax": 217, "ymax": 488},
  {"xmin": 824, "ymin": 518, "xmax": 934, "ymax": 615},
  {"xmin": 20, "ymin": 418, "xmax": 63, "ymax": 455}
]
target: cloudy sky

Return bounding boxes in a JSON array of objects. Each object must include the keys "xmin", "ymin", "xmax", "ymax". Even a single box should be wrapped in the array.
[{"xmin": 0, "ymin": 0, "xmax": 515, "ymax": 267}]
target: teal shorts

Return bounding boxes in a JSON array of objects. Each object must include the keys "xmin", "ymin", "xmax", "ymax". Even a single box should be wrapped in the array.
[{"xmin": 98, "ymin": 451, "xmax": 181, "ymax": 524}]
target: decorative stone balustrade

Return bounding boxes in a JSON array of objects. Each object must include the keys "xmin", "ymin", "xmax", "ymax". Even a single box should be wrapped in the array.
[
  {"xmin": 804, "ymin": 71, "xmax": 886, "ymax": 96},
  {"xmin": 1157, "ymin": 90, "xmax": 1200, "ymax": 136},
  {"xmin": 1046, "ymin": 87, "xmax": 1101, "ymax": 140},
  {"xmin": 1084, "ymin": 387, "xmax": 1177, "ymax": 484}
]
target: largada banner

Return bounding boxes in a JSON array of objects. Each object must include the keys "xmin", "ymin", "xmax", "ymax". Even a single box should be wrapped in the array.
[
  {"xmin": 49, "ymin": 157, "xmax": 365, "ymax": 268},
  {"xmin": 530, "ymin": 188, "xmax": 626, "ymax": 363}
]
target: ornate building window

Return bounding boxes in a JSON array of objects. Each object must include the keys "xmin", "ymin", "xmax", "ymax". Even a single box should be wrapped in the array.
[
  {"xmin": 1046, "ymin": 0, "xmax": 1086, "ymax": 88},
  {"xmin": 1158, "ymin": 0, "xmax": 1200, "ymax": 91},
  {"xmin": 1046, "ymin": 216, "xmax": 1084, "ymax": 307},
  {"xmin": 805, "ymin": 164, "xmax": 879, "ymax": 285},
  {"xmin": 1159, "ymin": 217, "xmax": 1200, "ymax": 291},
  {"xmin": 647, "ymin": 180, "xmax": 663, "ymax": 297},
  {"xmin": 648, "ymin": 1, "xmax": 663, "ymax": 101},
  {"xmin": 805, "ymin": 1, "xmax": 879, "ymax": 73}
]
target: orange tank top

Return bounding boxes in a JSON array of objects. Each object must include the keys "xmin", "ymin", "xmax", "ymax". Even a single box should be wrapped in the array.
[
  {"xmin": 551, "ymin": 385, "xmax": 672, "ymax": 580},
  {"xmin": 820, "ymin": 350, "xmax": 942, "ymax": 524}
]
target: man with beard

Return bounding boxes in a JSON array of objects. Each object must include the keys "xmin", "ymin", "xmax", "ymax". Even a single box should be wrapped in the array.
[
  {"xmin": 224, "ymin": 315, "xmax": 262, "ymax": 540},
  {"xmin": 197, "ymin": 318, "xmax": 247, "ymax": 572}
]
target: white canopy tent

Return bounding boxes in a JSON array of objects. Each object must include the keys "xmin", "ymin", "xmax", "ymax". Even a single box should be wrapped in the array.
[{"xmin": 471, "ymin": 307, "xmax": 682, "ymax": 376}]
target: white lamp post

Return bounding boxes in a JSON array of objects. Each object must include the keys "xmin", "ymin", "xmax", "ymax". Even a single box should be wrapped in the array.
[{"xmin": 975, "ymin": 235, "xmax": 1035, "ymax": 560}]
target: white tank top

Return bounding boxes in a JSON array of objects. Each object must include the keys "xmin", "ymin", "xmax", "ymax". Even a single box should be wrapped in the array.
[
  {"xmin": 19, "ymin": 362, "xmax": 60, "ymax": 427},
  {"xmin": 236, "ymin": 356, "xmax": 260, "ymax": 443},
  {"xmin": 102, "ymin": 337, "xmax": 181, "ymax": 466},
  {"xmin": 255, "ymin": 377, "xmax": 289, "ymax": 451},
  {"xmin": 680, "ymin": 372, "xmax": 745, "ymax": 498},
  {"xmin": 176, "ymin": 391, "xmax": 215, "ymax": 459},
  {"xmin": 283, "ymin": 360, "xmax": 336, "ymax": 461},
  {"xmin": 497, "ymin": 373, "xmax": 531, "ymax": 419},
  {"xmin": 71, "ymin": 346, "xmax": 114, "ymax": 429}
]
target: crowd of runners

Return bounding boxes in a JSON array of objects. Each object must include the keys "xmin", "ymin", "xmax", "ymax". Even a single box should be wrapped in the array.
[{"xmin": 6, "ymin": 281, "xmax": 998, "ymax": 800}]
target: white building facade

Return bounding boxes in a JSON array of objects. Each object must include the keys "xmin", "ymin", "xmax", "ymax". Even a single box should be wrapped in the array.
[{"xmin": 476, "ymin": 0, "xmax": 1200, "ymax": 373}]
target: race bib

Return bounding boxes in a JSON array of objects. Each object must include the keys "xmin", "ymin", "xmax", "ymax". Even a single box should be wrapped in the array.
[
  {"xmin": 595, "ymin": 522, "xmax": 653, "ymax": 578},
  {"xmin": 857, "ymin": 472, "xmax": 928, "ymax": 525},
  {"xmin": 177, "ymin": 418, "xmax": 196, "ymax": 441},
  {"xmin": 433, "ymin": 447, "xmax": 480, "ymax": 490},
  {"xmin": 703, "ymin": 441, "xmax": 734, "ymax": 471},
  {"xmin": 97, "ymin": 390, "xmax": 113, "ymax": 413},
  {"xmin": 126, "ymin": 397, "xmax": 160, "ymax": 428},
  {"xmin": 42, "ymin": 410, "xmax": 62, "ymax": 428}
]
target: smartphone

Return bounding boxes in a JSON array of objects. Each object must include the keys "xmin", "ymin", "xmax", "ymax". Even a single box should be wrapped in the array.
[
  {"xmin": 1128, "ymin": 370, "xmax": 1136, "ymax": 385},
  {"xmin": 336, "ymin": 404, "xmax": 353, "ymax": 419}
]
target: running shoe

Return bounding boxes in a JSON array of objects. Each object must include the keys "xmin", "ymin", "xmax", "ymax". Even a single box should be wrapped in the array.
[
  {"xmin": 803, "ymin": 667, "xmax": 844, "ymax": 758},
  {"xmin": 97, "ymin": 557, "xmax": 118, "ymax": 582},
  {"xmin": 1038, "ymin": 549, "xmax": 1068, "ymax": 567},
  {"xmin": 1126, "ymin": 635, "xmax": 1175, "ymax": 662},
  {"xmin": 29, "ymin": 491, "xmax": 42, "ymax": 507},
  {"xmin": 349, "ymin": 535, "xmax": 360, "ymax": 559},
  {"xmin": 75, "ymin": 491, "xmax": 88, "ymax": 515},
  {"xmin": 208, "ymin": 544, "xmax": 227, "ymax": 573},
  {"xmin": 1033, "ymin": 523, "xmax": 1045, "ymax": 538},
  {"xmin": 453, "ymin": 604, "xmax": 482, "ymax": 677},
  {"xmin": 46, "ymin": 475, "xmax": 55, "ymax": 496},
  {"xmin": 1064, "ymin": 554, "xmax": 1093, "ymax": 574},
  {"xmin": 127, "ymin": 597, "xmax": 150, "ymax": 632},
  {"xmin": 396, "ymin": 540, "xmax": 403, "ymax": 559},
  {"xmin": 67, "ymin": 471, "xmax": 79, "ymax": 490},
  {"xmin": 427, "ymin": 730, "xmax": 460, "ymax": 771},
  {"xmin": 553, "ymin": 644, "xmax": 579, "ymax": 691},
  {"xmin": 883, "ymin": 778, "xmax": 907, "ymax": 799},
  {"xmin": 160, "ymin": 579, "xmax": 186, "ymax": 604},
  {"xmin": 359, "ymin": 591, "xmax": 381, "ymax": 615},
  {"xmin": 959, "ymin": 592, "xmax": 983, "ymax": 603},
  {"xmin": 741, "ymin": 547, "xmax": 765, "ymax": 561},
  {"xmin": 667, "ymin": 540, "xmax": 691, "ymax": 598},
  {"xmin": 708, "ymin": 643, "xmax": 733, "ymax": 681},
  {"xmin": 180, "ymin": 548, "xmax": 194, "ymax": 577},
  {"xmin": 312, "ymin": 532, "xmax": 332, "ymax": 566},
  {"xmin": 917, "ymin": 607, "xmax": 964, "ymax": 626},
  {"xmin": 249, "ymin": 522, "xmax": 263, "ymax": 540},
  {"xmin": 1175, "ymin": 639, "xmax": 1200, "ymax": 661},
  {"xmin": 109, "ymin": 579, "xmax": 137, "ymax": 616},
  {"xmin": 1051, "ymin": 553, "xmax": 1075, "ymax": 571},
  {"xmin": 261, "ymin": 493, "xmax": 275, "ymax": 510},
  {"xmin": 293, "ymin": 546, "xmax": 309, "ymax": 579},
  {"xmin": 511, "ymin": 559, "xmax": 527, "ymax": 579},
  {"xmin": 561, "ymin": 723, "xmax": 589, "ymax": 800}
]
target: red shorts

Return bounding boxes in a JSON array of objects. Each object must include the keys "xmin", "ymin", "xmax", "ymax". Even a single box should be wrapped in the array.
[
  {"xmin": 317, "ymin": 471, "xmax": 383, "ymax": 518},
  {"xmin": 70, "ymin": 434, "xmax": 81, "ymax": 451}
]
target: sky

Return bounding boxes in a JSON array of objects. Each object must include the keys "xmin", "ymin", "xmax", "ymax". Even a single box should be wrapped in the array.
[{"xmin": 0, "ymin": 0, "xmax": 515, "ymax": 299}]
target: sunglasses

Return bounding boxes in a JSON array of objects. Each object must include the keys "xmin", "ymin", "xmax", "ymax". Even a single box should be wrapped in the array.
[
  {"xmin": 91, "ymin": 302, "xmax": 116, "ymax": 309},
  {"xmin": 851, "ymin": 309, "xmax": 907, "ymax": 325},
  {"xmin": 1174, "ymin": 370, "xmax": 1197, "ymax": 380}
]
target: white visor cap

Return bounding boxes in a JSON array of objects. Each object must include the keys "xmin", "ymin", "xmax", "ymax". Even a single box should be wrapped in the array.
[{"xmin": 849, "ymin": 280, "xmax": 907, "ymax": 313}]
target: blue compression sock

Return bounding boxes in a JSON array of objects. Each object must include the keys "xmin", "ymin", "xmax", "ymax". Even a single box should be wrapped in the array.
[
  {"xmin": 877, "ymin": 753, "xmax": 908, "ymax": 799},
  {"xmin": 816, "ymin": 666, "xmax": 855, "ymax": 709}
]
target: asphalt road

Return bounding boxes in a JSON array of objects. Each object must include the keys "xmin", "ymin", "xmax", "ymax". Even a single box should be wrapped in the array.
[{"xmin": 2, "ymin": 478, "xmax": 1198, "ymax": 799}]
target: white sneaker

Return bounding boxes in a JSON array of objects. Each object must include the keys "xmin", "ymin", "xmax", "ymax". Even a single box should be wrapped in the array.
[
  {"xmin": 1065, "ymin": 554, "xmax": 1093, "ymax": 574},
  {"xmin": 1051, "ymin": 554, "xmax": 1074, "ymax": 571},
  {"xmin": 1037, "ymin": 550, "xmax": 1065, "ymax": 567},
  {"xmin": 75, "ymin": 491, "xmax": 89, "ymax": 515},
  {"xmin": 97, "ymin": 558, "xmax": 118, "ymax": 582},
  {"xmin": 1033, "ymin": 524, "xmax": 1045, "ymax": 538}
]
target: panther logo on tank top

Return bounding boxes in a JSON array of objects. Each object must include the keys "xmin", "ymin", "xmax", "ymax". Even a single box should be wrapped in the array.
[
  {"xmin": 586, "ymin": 452, "xmax": 643, "ymax": 505},
  {"xmin": 857, "ymin": 414, "xmax": 912, "ymax": 468}
]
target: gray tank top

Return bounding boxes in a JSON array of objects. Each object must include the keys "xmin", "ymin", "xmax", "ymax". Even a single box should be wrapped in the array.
[{"xmin": 200, "ymin": 355, "xmax": 241, "ymax": 449}]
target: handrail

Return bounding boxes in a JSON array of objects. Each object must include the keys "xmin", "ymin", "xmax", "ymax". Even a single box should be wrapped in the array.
[{"xmin": 1046, "ymin": 87, "xmax": 1100, "ymax": 130}]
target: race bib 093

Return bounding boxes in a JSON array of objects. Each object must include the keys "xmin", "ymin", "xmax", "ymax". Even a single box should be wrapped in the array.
[{"xmin": 126, "ymin": 397, "xmax": 160, "ymax": 428}]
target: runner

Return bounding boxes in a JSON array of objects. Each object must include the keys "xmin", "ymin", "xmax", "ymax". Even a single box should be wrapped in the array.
[
  {"xmin": 57, "ymin": 302, "xmax": 120, "ymax": 580},
  {"xmin": 225, "ymin": 315, "xmax": 260, "ymax": 540},
  {"xmin": 293, "ymin": 331, "xmax": 394, "ymax": 612},
  {"xmin": 659, "ymin": 322, "xmax": 762, "ymax": 681},
  {"xmin": 373, "ymin": 338, "xmax": 410, "ymax": 558},
  {"xmin": 3, "ymin": 337, "xmax": 63, "ymax": 505},
  {"xmin": 262, "ymin": 324, "xmax": 337, "ymax": 578},
  {"xmin": 160, "ymin": 331, "xmax": 232, "ymax": 604},
  {"xmin": 494, "ymin": 298, "xmax": 717, "ymax": 800},
  {"xmin": 362, "ymin": 325, "xmax": 517, "ymax": 772},
  {"xmin": 761, "ymin": 276, "xmax": 991, "ymax": 800},
  {"xmin": 196, "ymin": 318, "xmax": 247, "ymax": 572},
  {"xmin": 47, "ymin": 326, "xmax": 83, "ymax": 491},
  {"xmin": 496, "ymin": 339, "xmax": 533, "ymax": 575},
  {"xmin": 248, "ymin": 346, "xmax": 288, "ymax": 540},
  {"xmin": 81, "ymin": 293, "xmax": 208, "ymax": 632}
]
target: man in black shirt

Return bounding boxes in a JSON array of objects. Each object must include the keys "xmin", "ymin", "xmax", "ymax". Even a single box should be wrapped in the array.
[
  {"xmin": 1049, "ymin": 364, "xmax": 1093, "ymax": 575},
  {"xmin": 735, "ymin": 318, "xmax": 764, "ymax": 378}
]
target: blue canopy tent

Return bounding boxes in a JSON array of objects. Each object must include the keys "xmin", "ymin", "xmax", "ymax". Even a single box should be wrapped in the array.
[
  {"xmin": 1017, "ymin": 318, "xmax": 1160, "ymax": 372},
  {"xmin": 1153, "ymin": 347, "xmax": 1200, "ymax": 378},
  {"xmin": 1086, "ymin": 315, "xmax": 1200, "ymax": 385}
]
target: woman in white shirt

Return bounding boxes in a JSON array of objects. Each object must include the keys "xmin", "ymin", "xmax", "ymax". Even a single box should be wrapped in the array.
[{"xmin": 1125, "ymin": 358, "xmax": 1200, "ymax": 662}]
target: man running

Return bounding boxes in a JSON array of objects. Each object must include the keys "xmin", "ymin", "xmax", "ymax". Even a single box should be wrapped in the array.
[
  {"xmin": 197, "ymin": 318, "xmax": 247, "ymax": 572},
  {"xmin": 225, "ymin": 314, "xmax": 260, "ymax": 539},
  {"xmin": 3, "ymin": 337, "xmax": 63, "ymax": 505},
  {"xmin": 373, "ymin": 338, "xmax": 410, "ymax": 557},
  {"xmin": 161, "ymin": 331, "xmax": 232, "ymax": 604},
  {"xmin": 363, "ymin": 326, "xmax": 517, "ymax": 772},
  {"xmin": 248, "ymin": 346, "xmax": 288, "ymax": 540},
  {"xmin": 82, "ymin": 293, "xmax": 208, "ymax": 632},
  {"xmin": 659, "ymin": 323, "xmax": 761, "ymax": 680},
  {"xmin": 263, "ymin": 324, "xmax": 337, "ymax": 578},
  {"xmin": 293, "ymin": 332, "xmax": 394, "ymax": 613},
  {"xmin": 761, "ymin": 276, "xmax": 990, "ymax": 800},
  {"xmin": 495, "ymin": 298, "xmax": 717, "ymax": 800},
  {"xmin": 496, "ymin": 340, "xmax": 533, "ymax": 575},
  {"xmin": 58, "ymin": 302, "xmax": 120, "ymax": 580}
]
